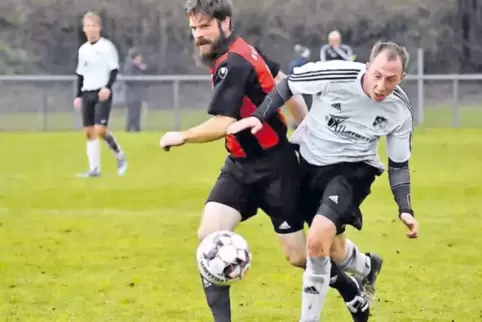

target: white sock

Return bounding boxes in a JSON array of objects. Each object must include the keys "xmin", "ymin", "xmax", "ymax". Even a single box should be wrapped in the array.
[
  {"xmin": 86, "ymin": 139, "xmax": 100, "ymax": 172},
  {"xmin": 337, "ymin": 239, "xmax": 371, "ymax": 279},
  {"xmin": 299, "ymin": 256, "xmax": 331, "ymax": 322}
]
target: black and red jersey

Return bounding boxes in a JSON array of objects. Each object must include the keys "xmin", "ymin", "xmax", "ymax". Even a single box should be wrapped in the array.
[{"xmin": 208, "ymin": 36, "xmax": 288, "ymax": 159}]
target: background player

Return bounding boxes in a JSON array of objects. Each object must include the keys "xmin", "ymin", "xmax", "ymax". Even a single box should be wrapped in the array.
[
  {"xmin": 227, "ymin": 41, "xmax": 419, "ymax": 321},
  {"xmin": 73, "ymin": 11, "xmax": 127, "ymax": 177},
  {"xmin": 160, "ymin": 1, "xmax": 373, "ymax": 321}
]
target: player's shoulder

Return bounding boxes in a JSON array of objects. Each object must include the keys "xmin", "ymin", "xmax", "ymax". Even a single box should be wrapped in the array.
[
  {"xmin": 388, "ymin": 86, "xmax": 414, "ymax": 121},
  {"xmin": 99, "ymin": 37, "xmax": 116, "ymax": 49},
  {"xmin": 290, "ymin": 60, "xmax": 362, "ymax": 86},
  {"xmin": 78, "ymin": 42, "xmax": 89, "ymax": 52},
  {"xmin": 215, "ymin": 50, "xmax": 253, "ymax": 73},
  {"xmin": 293, "ymin": 60, "xmax": 363, "ymax": 74}
]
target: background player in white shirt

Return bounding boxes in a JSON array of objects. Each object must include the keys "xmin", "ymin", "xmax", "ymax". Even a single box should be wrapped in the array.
[
  {"xmin": 228, "ymin": 41, "xmax": 419, "ymax": 321},
  {"xmin": 73, "ymin": 11, "xmax": 127, "ymax": 177}
]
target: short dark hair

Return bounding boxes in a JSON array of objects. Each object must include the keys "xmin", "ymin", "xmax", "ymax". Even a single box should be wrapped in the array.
[
  {"xmin": 370, "ymin": 41, "xmax": 409, "ymax": 72},
  {"xmin": 184, "ymin": 0, "xmax": 233, "ymax": 22},
  {"xmin": 128, "ymin": 47, "xmax": 141, "ymax": 59}
]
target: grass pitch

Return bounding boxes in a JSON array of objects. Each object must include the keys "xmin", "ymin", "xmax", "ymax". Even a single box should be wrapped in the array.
[{"xmin": 0, "ymin": 129, "xmax": 481, "ymax": 321}]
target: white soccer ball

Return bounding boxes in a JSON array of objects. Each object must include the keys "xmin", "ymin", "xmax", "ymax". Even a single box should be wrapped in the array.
[{"xmin": 196, "ymin": 230, "xmax": 252, "ymax": 286}]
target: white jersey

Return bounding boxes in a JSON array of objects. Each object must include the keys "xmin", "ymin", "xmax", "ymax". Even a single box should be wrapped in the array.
[
  {"xmin": 76, "ymin": 37, "xmax": 119, "ymax": 91},
  {"xmin": 289, "ymin": 60, "xmax": 413, "ymax": 170}
]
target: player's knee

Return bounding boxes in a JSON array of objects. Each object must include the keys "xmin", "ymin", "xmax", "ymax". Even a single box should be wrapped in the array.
[
  {"xmin": 84, "ymin": 127, "xmax": 95, "ymax": 140},
  {"xmin": 197, "ymin": 225, "xmax": 214, "ymax": 242},
  {"xmin": 94, "ymin": 125, "xmax": 107, "ymax": 138},
  {"xmin": 306, "ymin": 215, "xmax": 336, "ymax": 257},
  {"xmin": 286, "ymin": 251, "xmax": 306, "ymax": 268},
  {"xmin": 278, "ymin": 231, "xmax": 307, "ymax": 268},
  {"xmin": 197, "ymin": 202, "xmax": 242, "ymax": 242},
  {"xmin": 306, "ymin": 235, "xmax": 329, "ymax": 258}
]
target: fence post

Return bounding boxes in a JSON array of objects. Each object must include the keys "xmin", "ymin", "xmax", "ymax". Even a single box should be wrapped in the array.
[
  {"xmin": 452, "ymin": 79, "xmax": 460, "ymax": 128},
  {"xmin": 173, "ymin": 79, "xmax": 181, "ymax": 131},
  {"xmin": 41, "ymin": 84, "xmax": 48, "ymax": 131},
  {"xmin": 416, "ymin": 48, "xmax": 424, "ymax": 125}
]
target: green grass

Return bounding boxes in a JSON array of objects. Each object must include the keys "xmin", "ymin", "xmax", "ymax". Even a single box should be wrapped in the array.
[
  {"xmin": 1, "ymin": 104, "xmax": 482, "ymax": 131},
  {"xmin": 0, "ymin": 129, "xmax": 482, "ymax": 321}
]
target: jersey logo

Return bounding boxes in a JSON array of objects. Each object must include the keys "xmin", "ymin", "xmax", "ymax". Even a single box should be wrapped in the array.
[
  {"xmin": 328, "ymin": 195, "xmax": 339, "ymax": 204},
  {"xmin": 373, "ymin": 116, "xmax": 388, "ymax": 130},
  {"xmin": 248, "ymin": 45, "xmax": 258, "ymax": 60},
  {"xmin": 326, "ymin": 115, "xmax": 348, "ymax": 129},
  {"xmin": 218, "ymin": 67, "xmax": 228, "ymax": 79},
  {"xmin": 326, "ymin": 114, "xmax": 376, "ymax": 143},
  {"xmin": 331, "ymin": 103, "xmax": 341, "ymax": 110}
]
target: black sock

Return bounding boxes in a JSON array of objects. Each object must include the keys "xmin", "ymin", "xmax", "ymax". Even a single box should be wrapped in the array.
[
  {"xmin": 103, "ymin": 132, "xmax": 121, "ymax": 155},
  {"xmin": 200, "ymin": 275, "xmax": 231, "ymax": 322},
  {"xmin": 329, "ymin": 261, "xmax": 360, "ymax": 302}
]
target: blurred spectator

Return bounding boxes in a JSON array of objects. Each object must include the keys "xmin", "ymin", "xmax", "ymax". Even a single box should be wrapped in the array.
[
  {"xmin": 289, "ymin": 44, "xmax": 311, "ymax": 73},
  {"xmin": 320, "ymin": 30, "xmax": 355, "ymax": 61},
  {"xmin": 123, "ymin": 47, "xmax": 147, "ymax": 132}
]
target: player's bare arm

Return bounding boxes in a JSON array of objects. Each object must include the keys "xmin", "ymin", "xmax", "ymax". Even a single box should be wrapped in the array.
[
  {"xmin": 387, "ymin": 116, "xmax": 419, "ymax": 238},
  {"xmin": 160, "ymin": 116, "xmax": 236, "ymax": 151}
]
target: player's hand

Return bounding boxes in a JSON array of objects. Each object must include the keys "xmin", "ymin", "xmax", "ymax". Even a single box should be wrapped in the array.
[
  {"xmin": 73, "ymin": 97, "xmax": 82, "ymax": 110},
  {"xmin": 160, "ymin": 131, "xmax": 185, "ymax": 151},
  {"xmin": 226, "ymin": 117, "xmax": 263, "ymax": 135},
  {"xmin": 98, "ymin": 87, "xmax": 111, "ymax": 101},
  {"xmin": 400, "ymin": 212, "xmax": 419, "ymax": 239}
]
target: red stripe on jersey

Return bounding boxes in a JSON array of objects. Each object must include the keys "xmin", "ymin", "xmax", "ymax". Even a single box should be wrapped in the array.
[
  {"xmin": 225, "ymin": 134, "xmax": 246, "ymax": 157},
  {"xmin": 240, "ymin": 96, "xmax": 279, "ymax": 150},
  {"xmin": 229, "ymin": 38, "xmax": 284, "ymax": 156}
]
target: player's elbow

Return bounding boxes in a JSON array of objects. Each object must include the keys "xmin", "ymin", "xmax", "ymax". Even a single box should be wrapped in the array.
[{"xmin": 214, "ymin": 116, "xmax": 236, "ymax": 135}]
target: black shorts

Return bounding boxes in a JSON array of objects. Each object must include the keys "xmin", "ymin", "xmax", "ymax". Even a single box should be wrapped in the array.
[
  {"xmin": 298, "ymin": 157, "xmax": 380, "ymax": 234},
  {"xmin": 206, "ymin": 144, "xmax": 303, "ymax": 234},
  {"xmin": 81, "ymin": 90, "xmax": 113, "ymax": 127}
]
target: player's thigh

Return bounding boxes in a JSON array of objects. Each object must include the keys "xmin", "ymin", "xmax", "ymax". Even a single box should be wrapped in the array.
[
  {"xmin": 81, "ymin": 93, "xmax": 96, "ymax": 128},
  {"xmin": 199, "ymin": 202, "xmax": 242, "ymax": 241},
  {"xmin": 258, "ymin": 152, "xmax": 306, "ymax": 265},
  {"xmin": 317, "ymin": 174, "xmax": 357, "ymax": 234},
  {"xmin": 318, "ymin": 163, "xmax": 378, "ymax": 234},
  {"xmin": 200, "ymin": 171, "xmax": 255, "ymax": 241},
  {"xmin": 258, "ymin": 148, "xmax": 304, "ymax": 235},
  {"xmin": 94, "ymin": 97, "xmax": 112, "ymax": 127}
]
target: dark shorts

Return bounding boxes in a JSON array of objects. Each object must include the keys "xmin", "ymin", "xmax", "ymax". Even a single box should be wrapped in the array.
[
  {"xmin": 298, "ymin": 157, "xmax": 380, "ymax": 234},
  {"xmin": 81, "ymin": 90, "xmax": 113, "ymax": 127},
  {"xmin": 206, "ymin": 144, "xmax": 303, "ymax": 234}
]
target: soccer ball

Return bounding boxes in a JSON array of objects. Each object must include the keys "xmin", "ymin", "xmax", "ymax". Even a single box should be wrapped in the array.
[{"xmin": 196, "ymin": 231, "xmax": 252, "ymax": 286}]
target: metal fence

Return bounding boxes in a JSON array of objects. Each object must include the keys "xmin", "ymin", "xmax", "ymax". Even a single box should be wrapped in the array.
[{"xmin": 0, "ymin": 49, "xmax": 482, "ymax": 132}]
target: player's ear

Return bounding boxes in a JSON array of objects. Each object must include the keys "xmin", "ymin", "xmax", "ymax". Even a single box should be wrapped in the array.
[
  {"xmin": 365, "ymin": 62, "xmax": 370, "ymax": 71},
  {"xmin": 220, "ymin": 17, "xmax": 231, "ymax": 32},
  {"xmin": 401, "ymin": 72, "xmax": 406, "ymax": 81}
]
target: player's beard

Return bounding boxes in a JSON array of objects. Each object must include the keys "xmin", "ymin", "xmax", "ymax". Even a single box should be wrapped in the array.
[{"xmin": 194, "ymin": 26, "xmax": 230, "ymax": 67}]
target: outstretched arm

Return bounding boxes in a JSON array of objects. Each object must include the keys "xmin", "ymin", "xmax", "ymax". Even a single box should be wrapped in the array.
[{"xmin": 386, "ymin": 116, "xmax": 418, "ymax": 238}]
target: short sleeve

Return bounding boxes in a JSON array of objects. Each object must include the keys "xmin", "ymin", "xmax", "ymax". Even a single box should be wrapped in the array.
[
  {"xmin": 76, "ymin": 48, "xmax": 84, "ymax": 75},
  {"xmin": 106, "ymin": 41, "xmax": 119, "ymax": 70},
  {"xmin": 386, "ymin": 115, "xmax": 413, "ymax": 163},
  {"xmin": 288, "ymin": 60, "xmax": 360, "ymax": 96},
  {"xmin": 208, "ymin": 54, "xmax": 252, "ymax": 118}
]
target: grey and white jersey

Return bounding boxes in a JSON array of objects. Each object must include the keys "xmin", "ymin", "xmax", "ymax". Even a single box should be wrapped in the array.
[{"xmin": 289, "ymin": 60, "xmax": 413, "ymax": 171}]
